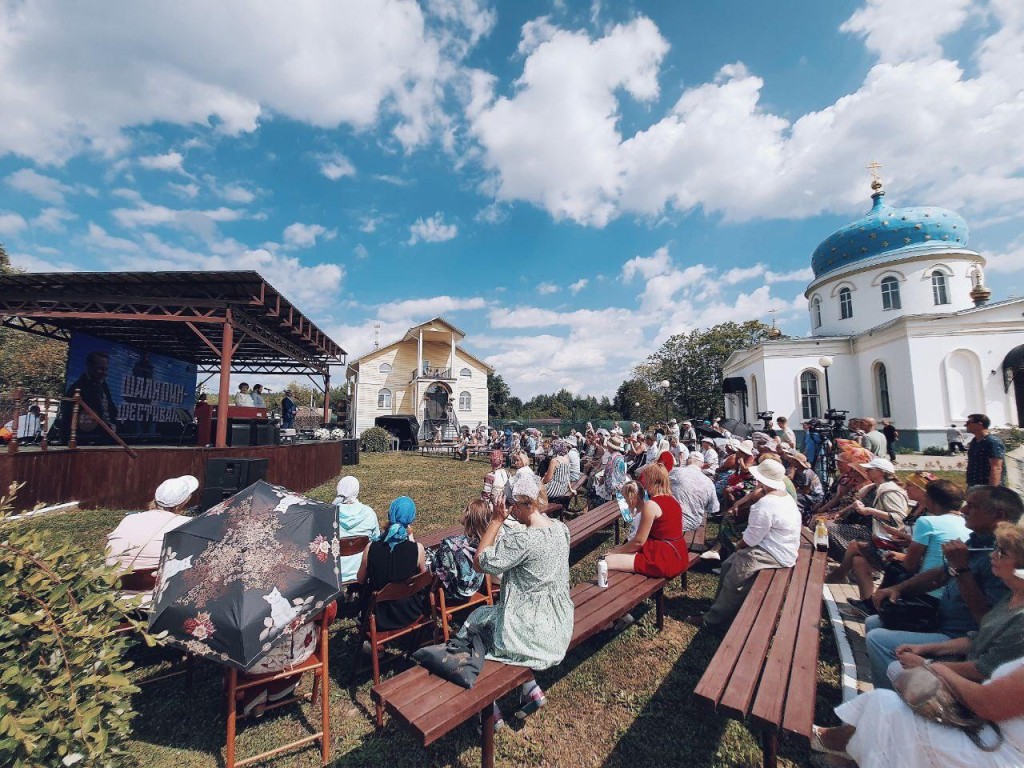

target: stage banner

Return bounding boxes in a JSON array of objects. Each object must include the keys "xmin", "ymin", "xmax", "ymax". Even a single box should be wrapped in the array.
[{"xmin": 64, "ymin": 331, "xmax": 197, "ymax": 440}]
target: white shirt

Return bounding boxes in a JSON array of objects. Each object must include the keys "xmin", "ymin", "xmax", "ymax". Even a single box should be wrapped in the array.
[
  {"xmin": 4, "ymin": 413, "xmax": 40, "ymax": 439},
  {"xmin": 567, "ymin": 448, "xmax": 581, "ymax": 482},
  {"xmin": 702, "ymin": 447, "xmax": 719, "ymax": 475},
  {"xmin": 105, "ymin": 509, "xmax": 190, "ymax": 571},
  {"xmin": 669, "ymin": 465, "xmax": 719, "ymax": 532},
  {"xmin": 742, "ymin": 492, "xmax": 802, "ymax": 568},
  {"xmin": 669, "ymin": 424, "xmax": 680, "ymax": 440},
  {"xmin": 235, "ymin": 392, "xmax": 255, "ymax": 406},
  {"xmin": 778, "ymin": 427, "xmax": 796, "ymax": 448}
]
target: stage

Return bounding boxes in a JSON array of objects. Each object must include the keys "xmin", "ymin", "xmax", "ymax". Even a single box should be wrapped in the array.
[{"xmin": 0, "ymin": 441, "xmax": 345, "ymax": 511}]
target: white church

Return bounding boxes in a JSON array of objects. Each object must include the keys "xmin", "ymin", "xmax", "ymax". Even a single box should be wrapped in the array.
[{"xmin": 722, "ymin": 174, "xmax": 1024, "ymax": 450}]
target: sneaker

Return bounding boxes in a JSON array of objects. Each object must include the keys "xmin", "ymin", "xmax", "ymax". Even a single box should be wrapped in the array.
[
  {"xmin": 699, "ymin": 550, "xmax": 721, "ymax": 562},
  {"xmin": 612, "ymin": 613, "xmax": 635, "ymax": 632},
  {"xmin": 514, "ymin": 688, "xmax": 546, "ymax": 719}
]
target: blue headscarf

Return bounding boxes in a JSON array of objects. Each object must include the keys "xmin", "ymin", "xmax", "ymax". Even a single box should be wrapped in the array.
[{"xmin": 383, "ymin": 496, "xmax": 416, "ymax": 550}]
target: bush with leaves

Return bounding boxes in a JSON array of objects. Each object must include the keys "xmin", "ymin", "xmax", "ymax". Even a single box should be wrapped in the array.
[
  {"xmin": 360, "ymin": 426, "xmax": 392, "ymax": 453},
  {"xmin": 923, "ymin": 445, "xmax": 950, "ymax": 456},
  {"xmin": 0, "ymin": 484, "xmax": 145, "ymax": 767}
]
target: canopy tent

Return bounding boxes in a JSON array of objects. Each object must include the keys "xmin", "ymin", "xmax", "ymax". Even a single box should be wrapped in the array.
[{"xmin": 0, "ymin": 270, "xmax": 345, "ymax": 447}]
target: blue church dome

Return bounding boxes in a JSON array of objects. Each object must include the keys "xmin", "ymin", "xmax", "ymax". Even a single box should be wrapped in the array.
[{"xmin": 811, "ymin": 181, "xmax": 970, "ymax": 279}]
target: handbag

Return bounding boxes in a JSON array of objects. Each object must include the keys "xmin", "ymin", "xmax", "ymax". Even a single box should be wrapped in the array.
[
  {"xmin": 877, "ymin": 594, "xmax": 940, "ymax": 632},
  {"xmin": 894, "ymin": 664, "xmax": 1003, "ymax": 751},
  {"xmin": 412, "ymin": 623, "xmax": 486, "ymax": 689}
]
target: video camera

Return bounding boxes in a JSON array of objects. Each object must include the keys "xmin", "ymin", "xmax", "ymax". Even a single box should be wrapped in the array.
[
  {"xmin": 807, "ymin": 408, "xmax": 850, "ymax": 437},
  {"xmin": 755, "ymin": 410, "xmax": 775, "ymax": 433}
]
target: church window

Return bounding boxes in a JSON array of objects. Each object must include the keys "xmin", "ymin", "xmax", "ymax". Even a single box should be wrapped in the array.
[
  {"xmin": 460, "ymin": 367, "xmax": 472, "ymax": 378},
  {"xmin": 876, "ymin": 363, "xmax": 892, "ymax": 418},
  {"xmin": 880, "ymin": 277, "xmax": 901, "ymax": 311},
  {"xmin": 800, "ymin": 371, "xmax": 821, "ymax": 420},
  {"xmin": 931, "ymin": 270, "xmax": 950, "ymax": 305},
  {"xmin": 839, "ymin": 287, "xmax": 853, "ymax": 319},
  {"xmin": 458, "ymin": 391, "xmax": 472, "ymax": 410},
  {"xmin": 811, "ymin": 296, "xmax": 822, "ymax": 329},
  {"xmin": 378, "ymin": 362, "xmax": 392, "ymax": 374},
  {"xmin": 377, "ymin": 388, "xmax": 392, "ymax": 409}
]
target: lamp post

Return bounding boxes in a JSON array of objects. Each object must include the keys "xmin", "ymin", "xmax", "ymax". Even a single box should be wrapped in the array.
[
  {"xmin": 818, "ymin": 356, "xmax": 833, "ymax": 414},
  {"xmin": 659, "ymin": 379, "xmax": 670, "ymax": 421}
]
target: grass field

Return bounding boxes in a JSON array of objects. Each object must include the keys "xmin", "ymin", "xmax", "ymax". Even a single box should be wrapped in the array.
[{"xmin": 15, "ymin": 452, "xmax": 844, "ymax": 768}]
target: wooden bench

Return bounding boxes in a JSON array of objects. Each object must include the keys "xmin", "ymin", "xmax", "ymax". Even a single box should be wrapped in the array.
[
  {"xmin": 693, "ymin": 531, "xmax": 827, "ymax": 768},
  {"xmin": 371, "ymin": 570, "xmax": 670, "ymax": 768}
]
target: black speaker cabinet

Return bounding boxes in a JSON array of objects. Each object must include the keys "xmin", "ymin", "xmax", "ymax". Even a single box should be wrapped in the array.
[
  {"xmin": 244, "ymin": 458, "xmax": 268, "ymax": 484},
  {"xmin": 199, "ymin": 486, "xmax": 235, "ymax": 512},
  {"xmin": 230, "ymin": 422, "xmax": 254, "ymax": 447},
  {"xmin": 255, "ymin": 422, "xmax": 277, "ymax": 446},
  {"xmin": 205, "ymin": 458, "xmax": 249, "ymax": 490},
  {"xmin": 341, "ymin": 438, "xmax": 360, "ymax": 466}
]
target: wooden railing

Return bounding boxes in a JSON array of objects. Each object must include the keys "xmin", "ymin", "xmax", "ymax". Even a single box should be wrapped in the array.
[
  {"xmin": 3, "ymin": 388, "xmax": 137, "ymax": 458},
  {"xmin": 409, "ymin": 367, "xmax": 452, "ymax": 381}
]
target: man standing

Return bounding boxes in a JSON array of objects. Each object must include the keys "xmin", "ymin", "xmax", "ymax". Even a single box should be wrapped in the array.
[
  {"xmin": 947, "ymin": 423, "xmax": 967, "ymax": 453},
  {"xmin": 60, "ymin": 350, "xmax": 119, "ymax": 441},
  {"xmin": 281, "ymin": 389, "xmax": 297, "ymax": 429},
  {"xmin": 859, "ymin": 417, "xmax": 887, "ymax": 457},
  {"xmin": 965, "ymin": 413, "xmax": 1006, "ymax": 487},
  {"xmin": 776, "ymin": 416, "xmax": 796, "ymax": 449},
  {"xmin": 669, "ymin": 454, "xmax": 720, "ymax": 532},
  {"xmin": 881, "ymin": 420, "xmax": 899, "ymax": 462},
  {"xmin": 681, "ymin": 420, "xmax": 697, "ymax": 450},
  {"xmin": 668, "ymin": 418, "xmax": 680, "ymax": 441},
  {"xmin": 866, "ymin": 485, "xmax": 1022, "ymax": 688}
]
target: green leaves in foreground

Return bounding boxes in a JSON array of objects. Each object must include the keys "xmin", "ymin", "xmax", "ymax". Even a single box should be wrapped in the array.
[{"xmin": 0, "ymin": 483, "xmax": 144, "ymax": 767}]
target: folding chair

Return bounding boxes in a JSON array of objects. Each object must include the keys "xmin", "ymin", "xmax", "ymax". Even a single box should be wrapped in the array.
[
  {"xmin": 224, "ymin": 606, "xmax": 333, "ymax": 768},
  {"xmin": 351, "ymin": 569, "xmax": 439, "ymax": 725},
  {"xmin": 113, "ymin": 569, "xmax": 194, "ymax": 687},
  {"xmin": 437, "ymin": 574, "xmax": 495, "ymax": 642}
]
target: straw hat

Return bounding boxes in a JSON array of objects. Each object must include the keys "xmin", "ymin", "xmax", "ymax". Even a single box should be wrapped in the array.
[
  {"xmin": 606, "ymin": 434, "xmax": 625, "ymax": 451},
  {"xmin": 749, "ymin": 459, "xmax": 787, "ymax": 491},
  {"xmin": 736, "ymin": 439, "xmax": 755, "ymax": 456}
]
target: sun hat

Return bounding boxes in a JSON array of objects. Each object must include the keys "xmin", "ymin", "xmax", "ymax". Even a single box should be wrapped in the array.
[
  {"xmin": 724, "ymin": 438, "xmax": 739, "ymax": 452},
  {"xmin": 606, "ymin": 434, "xmax": 625, "ymax": 452},
  {"xmin": 334, "ymin": 475, "xmax": 360, "ymax": 504},
  {"xmin": 700, "ymin": 436, "xmax": 714, "ymax": 445},
  {"xmin": 861, "ymin": 456, "xmax": 895, "ymax": 474},
  {"xmin": 788, "ymin": 451, "xmax": 811, "ymax": 469},
  {"xmin": 511, "ymin": 471, "xmax": 543, "ymax": 501},
  {"xmin": 596, "ymin": 427, "xmax": 610, "ymax": 437},
  {"xmin": 749, "ymin": 459, "xmax": 787, "ymax": 491},
  {"xmin": 736, "ymin": 439, "xmax": 755, "ymax": 456},
  {"xmin": 154, "ymin": 475, "xmax": 199, "ymax": 509},
  {"xmin": 669, "ymin": 418, "xmax": 677, "ymax": 424}
]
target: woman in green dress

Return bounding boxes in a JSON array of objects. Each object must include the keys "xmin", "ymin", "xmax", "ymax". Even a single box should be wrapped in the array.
[{"xmin": 463, "ymin": 472, "xmax": 573, "ymax": 726}]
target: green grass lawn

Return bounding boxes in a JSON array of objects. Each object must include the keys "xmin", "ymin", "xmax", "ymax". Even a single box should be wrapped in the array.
[{"xmin": 14, "ymin": 452, "xmax": 842, "ymax": 768}]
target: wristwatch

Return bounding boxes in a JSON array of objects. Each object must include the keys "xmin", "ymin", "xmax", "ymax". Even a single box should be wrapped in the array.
[{"xmin": 947, "ymin": 565, "xmax": 966, "ymax": 578}]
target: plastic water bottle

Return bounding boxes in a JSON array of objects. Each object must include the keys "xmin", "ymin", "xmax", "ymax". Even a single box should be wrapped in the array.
[
  {"xmin": 615, "ymin": 492, "xmax": 633, "ymax": 525},
  {"xmin": 597, "ymin": 556, "xmax": 609, "ymax": 588},
  {"xmin": 814, "ymin": 518, "xmax": 829, "ymax": 552}
]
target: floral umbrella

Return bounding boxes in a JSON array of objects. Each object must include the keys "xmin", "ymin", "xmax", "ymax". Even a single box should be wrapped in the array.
[{"xmin": 148, "ymin": 480, "xmax": 342, "ymax": 671}]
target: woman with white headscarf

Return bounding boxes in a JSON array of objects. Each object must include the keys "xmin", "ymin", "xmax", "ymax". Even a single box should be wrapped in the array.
[{"xmin": 333, "ymin": 476, "xmax": 380, "ymax": 584}]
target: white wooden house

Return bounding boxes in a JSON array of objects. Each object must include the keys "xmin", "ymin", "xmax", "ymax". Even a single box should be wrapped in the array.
[{"xmin": 346, "ymin": 318, "xmax": 492, "ymax": 440}]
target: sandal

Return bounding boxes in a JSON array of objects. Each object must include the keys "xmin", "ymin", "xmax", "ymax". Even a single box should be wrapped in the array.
[{"xmin": 810, "ymin": 725, "xmax": 850, "ymax": 757}]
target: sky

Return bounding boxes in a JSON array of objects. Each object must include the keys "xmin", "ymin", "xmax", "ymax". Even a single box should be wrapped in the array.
[{"xmin": 1, "ymin": 0, "xmax": 1023, "ymax": 399}]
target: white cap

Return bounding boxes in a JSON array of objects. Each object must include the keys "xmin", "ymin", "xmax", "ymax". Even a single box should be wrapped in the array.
[
  {"xmin": 861, "ymin": 456, "xmax": 895, "ymax": 474},
  {"xmin": 749, "ymin": 460, "xmax": 787, "ymax": 491},
  {"xmin": 155, "ymin": 475, "xmax": 199, "ymax": 509}
]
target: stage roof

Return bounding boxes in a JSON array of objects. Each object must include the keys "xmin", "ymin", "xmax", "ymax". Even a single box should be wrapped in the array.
[{"xmin": 0, "ymin": 270, "xmax": 345, "ymax": 375}]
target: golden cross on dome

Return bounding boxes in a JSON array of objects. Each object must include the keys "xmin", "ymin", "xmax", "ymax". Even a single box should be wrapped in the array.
[{"xmin": 867, "ymin": 160, "xmax": 883, "ymax": 182}]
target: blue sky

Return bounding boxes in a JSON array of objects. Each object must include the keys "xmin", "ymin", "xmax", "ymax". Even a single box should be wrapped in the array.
[{"xmin": 1, "ymin": 0, "xmax": 1023, "ymax": 397}]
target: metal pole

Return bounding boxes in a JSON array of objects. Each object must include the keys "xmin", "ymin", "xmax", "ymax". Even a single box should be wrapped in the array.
[
  {"xmin": 823, "ymin": 368, "xmax": 832, "ymax": 413},
  {"xmin": 322, "ymin": 372, "xmax": 331, "ymax": 425},
  {"xmin": 215, "ymin": 318, "xmax": 233, "ymax": 448}
]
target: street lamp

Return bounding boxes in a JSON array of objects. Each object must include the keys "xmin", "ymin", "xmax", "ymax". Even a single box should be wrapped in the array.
[
  {"xmin": 659, "ymin": 379, "xmax": 670, "ymax": 420},
  {"xmin": 818, "ymin": 356, "xmax": 833, "ymax": 414}
]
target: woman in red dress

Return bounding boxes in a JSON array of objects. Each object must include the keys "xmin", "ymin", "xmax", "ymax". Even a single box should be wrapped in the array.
[{"xmin": 605, "ymin": 462, "xmax": 689, "ymax": 578}]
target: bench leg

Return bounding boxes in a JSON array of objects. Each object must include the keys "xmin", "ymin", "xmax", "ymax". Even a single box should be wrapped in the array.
[
  {"xmin": 761, "ymin": 729, "xmax": 777, "ymax": 768},
  {"xmin": 479, "ymin": 703, "xmax": 496, "ymax": 768},
  {"xmin": 655, "ymin": 588, "xmax": 665, "ymax": 631},
  {"xmin": 679, "ymin": 571, "xmax": 687, "ymax": 591},
  {"xmin": 614, "ymin": 519, "xmax": 620, "ymax": 545}
]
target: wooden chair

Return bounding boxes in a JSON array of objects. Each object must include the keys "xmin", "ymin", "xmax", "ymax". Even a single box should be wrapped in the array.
[
  {"xmin": 437, "ymin": 574, "xmax": 494, "ymax": 641},
  {"xmin": 113, "ymin": 568, "xmax": 194, "ymax": 687},
  {"xmin": 224, "ymin": 606, "xmax": 333, "ymax": 768},
  {"xmin": 351, "ymin": 569, "xmax": 439, "ymax": 725}
]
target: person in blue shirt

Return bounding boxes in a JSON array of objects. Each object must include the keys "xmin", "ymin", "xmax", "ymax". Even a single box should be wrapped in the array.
[
  {"xmin": 865, "ymin": 485, "xmax": 1023, "ymax": 689},
  {"xmin": 281, "ymin": 389, "xmax": 297, "ymax": 429},
  {"xmin": 802, "ymin": 421, "xmax": 823, "ymax": 469}
]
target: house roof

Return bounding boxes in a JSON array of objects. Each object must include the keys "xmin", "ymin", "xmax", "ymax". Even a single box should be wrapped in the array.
[
  {"xmin": 402, "ymin": 317, "xmax": 467, "ymax": 341},
  {"xmin": 348, "ymin": 316, "xmax": 492, "ymax": 374}
]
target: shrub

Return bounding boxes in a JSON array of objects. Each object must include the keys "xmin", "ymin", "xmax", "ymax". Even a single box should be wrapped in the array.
[
  {"xmin": 923, "ymin": 445, "xmax": 950, "ymax": 456},
  {"xmin": 1000, "ymin": 427, "xmax": 1024, "ymax": 452},
  {"xmin": 361, "ymin": 426, "xmax": 392, "ymax": 453},
  {"xmin": 0, "ymin": 483, "xmax": 144, "ymax": 767}
]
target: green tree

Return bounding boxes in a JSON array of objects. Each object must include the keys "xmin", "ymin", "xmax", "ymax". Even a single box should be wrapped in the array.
[
  {"xmin": 487, "ymin": 372, "xmax": 512, "ymax": 420},
  {"xmin": 612, "ymin": 378, "xmax": 660, "ymax": 423},
  {"xmin": 641, "ymin": 319, "xmax": 773, "ymax": 421}
]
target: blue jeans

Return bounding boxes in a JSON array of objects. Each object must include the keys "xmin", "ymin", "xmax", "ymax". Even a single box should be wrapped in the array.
[{"xmin": 863, "ymin": 614, "xmax": 952, "ymax": 690}]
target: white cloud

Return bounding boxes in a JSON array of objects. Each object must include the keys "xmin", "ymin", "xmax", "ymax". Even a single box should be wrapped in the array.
[
  {"xmin": 376, "ymin": 295, "xmax": 486, "ymax": 320},
  {"xmin": 168, "ymin": 181, "xmax": 200, "ymax": 198},
  {"xmin": 282, "ymin": 222, "xmax": 337, "ymax": 249},
  {"xmin": 217, "ymin": 184, "xmax": 257, "ymax": 204},
  {"xmin": 112, "ymin": 201, "xmax": 250, "ymax": 238},
  {"xmin": 721, "ymin": 263, "xmax": 765, "ymax": 285},
  {"xmin": 407, "ymin": 212, "xmax": 458, "ymax": 244},
  {"xmin": 353, "ymin": 243, "xmax": 370, "ymax": 259},
  {"xmin": 765, "ymin": 266, "xmax": 815, "ymax": 283},
  {"xmin": 82, "ymin": 222, "xmax": 141, "ymax": 253},
  {"xmin": 5, "ymin": 168, "xmax": 73, "ymax": 204},
  {"xmin": 986, "ymin": 237, "xmax": 1024, "ymax": 274},
  {"xmin": 840, "ymin": 0, "xmax": 974, "ymax": 62},
  {"xmin": 569, "ymin": 278, "xmax": 588, "ymax": 294},
  {"xmin": 359, "ymin": 214, "xmax": 383, "ymax": 233},
  {"xmin": 0, "ymin": 212, "xmax": 27, "ymax": 235},
  {"xmin": 138, "ymin": 151, "xmax": 187, "ymax": 173},
  {"xmin": 31, "ymin": 207, "xmax": 76, "ymax": 231},
  {"xmin": 0, "ymin": 0, "xmax": 489, "ymax": 163},
  {"xmin": 8, "ymin": 251, "xmax": 77, "ymax": 271},
  {"xmin": 537, "ymin": 282, "xmax": 559, "ymax": 294},
  {"xmin": 318, "ymin": 152, "xmax": 356, "ymax": 181}
]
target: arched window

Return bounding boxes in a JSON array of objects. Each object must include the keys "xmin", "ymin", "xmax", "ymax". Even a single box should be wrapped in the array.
[
  {"xmin": 876, "ymin": 363, "xmax": 892, "ymax": 418},
  {"xmin": 800, "ymin": 371, "xmax": 821, "ymax": 420},
  {"xmin": 880, "ymin": 277, "xmax": 901, "ymax": 311},
  {"xmin": 377, "ymin": 388, "xmax": 392, "ymax": 409},
  {"xmin": 810, "ymin": 296, "xmax": 822, "ymax": 329},
  {"xmin": 458, "ymin": 391, "xmax": 471, "ymax": 410},
  {"xmin": 932, "ymin": 270, "xmax": 950, "ymax": 305},
  {"xmin": 460, "ymin": 367, "xmax": 472, "ymax": 378},
  {"xmin": 378, "ymin": 362, "xmax": 392, "ymax": 374},
  {"xmin": 839, "ymin": 287, "xmax": 853, "ymax": 319}
]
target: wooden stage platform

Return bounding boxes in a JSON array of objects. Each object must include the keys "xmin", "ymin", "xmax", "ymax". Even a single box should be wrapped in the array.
[{"xmin": 0, "ymin": 442, "xmax": 345, "ymax": 511}]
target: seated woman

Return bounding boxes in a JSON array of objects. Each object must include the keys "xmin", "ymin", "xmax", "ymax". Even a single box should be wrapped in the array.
[
  {"xmin": 456, "ymin": 428, "xmax": 471, "ymax": 462},
  {"xmin": 482, "ymin": 449, "xmax": 511, "ymax": 505},
  {"xmin": 428, "ymin": 499, "xmax": 491, "ymax": 603},
  {"xmin": 543, "ymin": 439, "xmax": 572, "ymax": 509},
  {"xmin": 784, "ymin": 450, "xmax": 824, "ymax": 521},
  {"xmin": 357, "ymin": 496, "xmax": 427, "ymax": 632},
  {"xmin": 464, "ymin": 472, "xmax": 573, "ymax": 726},
  {"xmin": 605, "ymin": 463, "xmax": 689, "ymax": 579},
  {"xmin": 333, "ymin": 476, "xmax": 380, "ymax": 585},
  {"xmin": 812, "ymin": 520, "xmax": 1024, "ymax": 766}
]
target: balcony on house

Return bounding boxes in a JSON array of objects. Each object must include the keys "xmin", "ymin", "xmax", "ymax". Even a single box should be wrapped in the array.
[{"xmin": 410, "ymin": 366, "xmax": 453, "ymax": 381}]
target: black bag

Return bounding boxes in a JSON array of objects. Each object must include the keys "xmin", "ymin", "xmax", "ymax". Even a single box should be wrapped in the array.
[
  {"xmin": 411, "ymin": 625, "xmax": 486, "ymax": 689},
  {"xmin": 877, "ymin": 594, "xmax": 940, "ymax": 632},
  {"xmin": 879, "ymin": 560, "xmax": 912, "ymax": 590}
]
